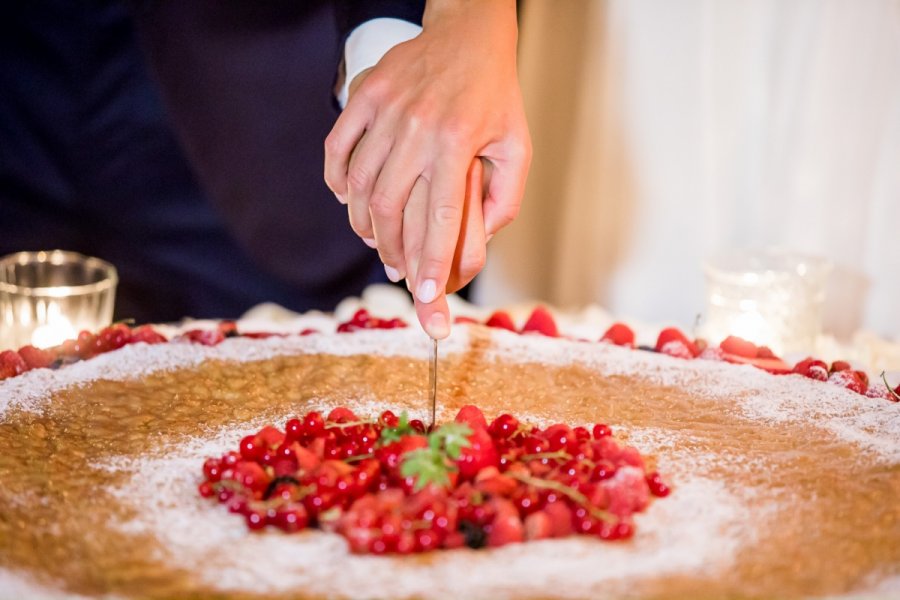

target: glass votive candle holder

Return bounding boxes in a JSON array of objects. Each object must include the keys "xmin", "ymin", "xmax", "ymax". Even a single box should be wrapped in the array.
[
  {"xmin": 0, "ymin": 250, "xmax": 118, "ymax": 350},
  {"xmin": 702, "ymin": 249, "xmax": 832, "ymax": 356}
]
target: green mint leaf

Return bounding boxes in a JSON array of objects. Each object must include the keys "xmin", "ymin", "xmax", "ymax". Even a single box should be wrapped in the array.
[
  {"xmin": 433, "ymin": 422, "xmax": 472, "ymax": 460},
  {"xmin": 378, "ymin": 411, "xmax": 413, "ymax": 446},
  {"xmin": 400, "ymin": 448, "xmax": 450, "ymax": 491}
]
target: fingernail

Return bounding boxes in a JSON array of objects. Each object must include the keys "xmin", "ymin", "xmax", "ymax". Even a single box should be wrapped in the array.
[
  {"xmin": 384, "ymin": 264, "xmax": 402, "ymax": 282},
  {"xmin": 427, "ymin": 312, "xmax": 450, "ymax": 339},
  {"xmin": 362, "ymin": 237, "xmax": 377, "ymax": 249},
  {"xmin": 405, "ymin": 278, "xmax": 412, "ymax": 292},
  {"xmin": 416, "ymin": 279, "xmax": 437, "ymax": 304},
  {"xmin": 335, "ymin": 193, "xmax": 346, "ymax": 205}
]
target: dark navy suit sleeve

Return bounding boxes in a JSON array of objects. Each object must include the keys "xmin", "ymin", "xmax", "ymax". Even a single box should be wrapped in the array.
[{"xmin": 334, "ymin": 0, "xmax": 425, "ymax": 39}]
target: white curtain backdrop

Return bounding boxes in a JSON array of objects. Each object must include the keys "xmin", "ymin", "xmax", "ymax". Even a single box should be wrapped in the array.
[{"xmin": 477, "ymin": 0, "xmax": 900, "ymax": 340}]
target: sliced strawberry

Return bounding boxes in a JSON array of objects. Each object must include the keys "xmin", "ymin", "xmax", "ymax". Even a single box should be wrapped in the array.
[
  {"xmin": 655, "ymin": 328, "xmax": 698, "ymax": 357},
  {"xmin": 0, "ymin": 350, "xmax": 28, "ymax": 380},
  {"xmin": 17, "ymin": 345, "xmax": 56, "ymax": 370},
  {"xmin": 828, "ymin": 370, "xmax": 867, "ymax": 395},
  {"xmin": 485, "ymin": 310, "xmax": 516, "ymax": 332},
  {"xmin": 521, "ymin": 306, "xmax": 559, "ymax": 337},
  {"xmin": 456, "ymin": 426, "xmax": 499, "ymax": 481},
  {"xmin": 232, "ymin": 461, "xmax": 271, "ymax": 494},
  {"xmin": 327, "ymin": 407, "xmax": 357, "ymax": 423},
  {"xmin": 793, "ymin": 357, "xmax": 829, "ymax": 381},
  {"xmin": 543, "ymin": 502, "xmax": 574, "ymax": 537},
  {"xmin": 486, "ymin": 498, "xmax": 524, "ymax": 547},
  {"xmin": 830, "ymin": 360, "xmax": 852, "ymax": 373},
  {"xmin": 601, "ymin": 323, "xmax": 635, "ymax": 347},
  {"xmin": 453, "ymin": 316, "xmax": 479, "ymax": 325},
  {"xmin": 756, "ymin": 346, "xmax": 776, "ymax": 359},
  {"xmin": 180, "ymin": 329, "xmax": 225, "ymax": 346},
  {"xmin": 455, "ymin": 405, "xmax": 488, "ymax": 430},
  {"xmin": 698, "ymin": 346, "xmax": 726, "ymax": 361},
  {"xmin": 524, "ymin": 511, "xmax": 552, "ymax": 540},
  {"xmin": 95, "ymin": 323, "xmax": 131, "ymax": 353},
  {"xmin": 719, "ymin": 335, "xmax": 758, "ymax": 358},
  {"xmin": 723, "ymin": 353, "xmax": 792, "ymax": 374},
  {"xmin": 128, "ymin": 325, "xmax": 167, "ymax": 345},
  {"xmin": 659, "ymin": 340, "xmax": 695, "ymax": 360},
  {"xmin": 257, "ymin": 425, "xmax": 286, "ymax": 448},
  {"xmin": 291, "ymin": 442, "xmax": 321, "ymax": 472}
]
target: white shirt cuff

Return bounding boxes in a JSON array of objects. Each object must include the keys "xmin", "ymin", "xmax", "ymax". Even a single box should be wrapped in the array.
[{"xmin": 337, "ymin": 17, "xmax": 423, "ymax": 108}]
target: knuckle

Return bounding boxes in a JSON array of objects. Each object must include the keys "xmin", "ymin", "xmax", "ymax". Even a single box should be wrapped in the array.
[
  {"xmin": 431, "ymin": 203, "xmax": 462, "ymax": 227},
  {"xmin": 347, "ymin": 166, "xmax": 373, "ymax": 192},
  {"xmin": 459, "ymin": 249, "xmax": 486, "ymax": 280},
  {"xmin": 324, "ymin": 133, "xmax": 343, "ymax": 156},
  {"xmin": 420, "ymin": 256, "xmax": 448, "ymax": 279},
  {"xmin": 369, "ymin": 189, "xmax": 400, "ymax": 218}
]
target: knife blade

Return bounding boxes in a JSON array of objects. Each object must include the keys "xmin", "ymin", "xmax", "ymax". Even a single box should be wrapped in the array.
[{"xmin": 429, "ymin": 337, "xmax": 438, "ymax": 429}]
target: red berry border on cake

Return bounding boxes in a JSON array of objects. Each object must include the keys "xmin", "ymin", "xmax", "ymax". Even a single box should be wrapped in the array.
[{"xmin": 1, "ymin": 307, "xmax": 897, "ymax": 402}]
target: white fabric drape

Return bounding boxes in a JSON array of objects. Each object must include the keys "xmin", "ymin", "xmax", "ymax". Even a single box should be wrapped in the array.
[{"xmin": 478, "ymin": 0, "xmax": 900, "ymax": 340}]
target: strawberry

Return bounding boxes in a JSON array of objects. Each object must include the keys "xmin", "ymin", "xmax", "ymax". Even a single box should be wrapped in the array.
[
  {"xmin": 655, "ymin": 327, "xmax": 698, "ymax": 357},
  {"xmin": 524, "ymin": 511, "xmax": 552, "ymax": 540},
  {"xmin": 793, "ymin": 357, "xmax": 829, "ymax": 381},
  {"xmin": 600, "ymin": 323, "xmax": 635, "ymax": 347},
  {"xmin": 756, "ymin": 346, "xmax": 776, "ymax": 359},
  {"xmin": 375, "ymin": 434, "xmax": 428, "ymax": 475},
  {"xmin": 485, "ymin": 310, "xmax": 516, "ymax": 331},
  {"xmin": 456, "ymin": 426, "xmax": 499, "ymax": 481},
  {"xmin": 180, "ymin": 329, "xmax": 225, "ymax": 346},
  {"xmin": 723, "ymin": 353, "xmax": 792, "ymax": 375},
  {"xmin": 327, "ymin": 407, "xmax": 357, "ymax": 423},
  {"xmin": 95, "ymin": 323, "xmax": 131, "ymax": 353},
  {"xmin": 698, "ymin": 346, "xmax": 726, "ymax": 361},
  {"xmin": 521, "ymin": 306, "xmax": 559, "ymax": 337},
  {"xmin": 830, "ymin": 360, "xmax": 852, "ymax": 373},
  {"xmin": 828, "ymin": 370, "xmax": 867, "ymax": 395},
  {"xmin": 658, "ymin": 340, "xmax": 695, "ymax": 360},
  {"xmin": 257, "ymin": 425, "xmax": 286, "ymax": 448},
  {"xmin": 17, "ymin": 345, "xmax": 56, "ymax": 370},
  {"xmin": 542, "ymin": 501, "xmax": 574, "ymax": 537},
  {"xmin": 232, "ymin": 461, "xmax": 271, "ymax": 495},
  {"xmin": 486, "ymin": 498, "xmax": 524, "ymax": 547},
  {"xmin": 453, "ymin": 316, "xmax": 479, "ymax": 325},
  {"xmin": 128, "ymin": 325, "xmax": 167, "ymax": 345},
  {"xmin": 719, "ymin": 335, "xmax": 758, "ymax": 358},
  {"xmin": 455, "ymin": 405, "xmax": 488, "ymax": 430},
  {"xmin": 0, "ymin": 350, "xmax": 28, "ymax": 380}
]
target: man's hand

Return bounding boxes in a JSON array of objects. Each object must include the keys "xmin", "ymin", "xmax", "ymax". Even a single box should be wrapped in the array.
[{"xmin": 324, "ymin": 0, "xmax": 531, "ymax": 339}]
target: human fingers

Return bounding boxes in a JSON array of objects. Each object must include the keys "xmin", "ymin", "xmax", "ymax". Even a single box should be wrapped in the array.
[
  {"xmin": 480, "ymin": 135, "xmax": 532, "ymax": 237},
  {"xmin": 368, "ymin": 140, "xmax": 425, "ymax": 283},
  {"xmin": 344, "ymin": 127, "xmax": 394, "ymax": 244},
  {"xmin": 446, "ymin": 158, "xmax": 486, "ymax": 294},
  {"xmin": 415, "ymin": 291, "xmax": 451, "ymax": 340},
  {"xmin": 413, "ymin": 150, "xmax": 470, "ymax": 306},
  {"xmin": 402, "ymin": 174, "xmax": 429, "ymax": 292},
  {"xmin": 323, "ymin": 95, "xmax": 374, "ymax": 202}
]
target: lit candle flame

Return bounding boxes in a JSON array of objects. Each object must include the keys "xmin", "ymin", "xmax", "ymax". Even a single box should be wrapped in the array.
[{"xmin": 31, "ymin": 316, "xmax": 76, "ymax": 349}]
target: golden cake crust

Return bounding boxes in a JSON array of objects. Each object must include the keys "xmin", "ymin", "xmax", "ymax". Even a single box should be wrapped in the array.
[{"xmin": 0, "ymin": 325, "xmax": 898, "ymax": 599}]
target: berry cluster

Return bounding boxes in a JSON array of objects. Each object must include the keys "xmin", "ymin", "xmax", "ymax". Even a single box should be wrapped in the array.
[
  {"xmin": 336, "ymin": 308, "xmax": 407, "ymax": 333},
  {"xmin": 198, "ymin": 405, "xmax": 669, "ymax": 554},
  {"xmin": 0, "ymin": 323, "xmax": 166, "ymax": 380},
  {"xmin": 3, "ymin": 306, "xmax": 896, "ymax": 403}
]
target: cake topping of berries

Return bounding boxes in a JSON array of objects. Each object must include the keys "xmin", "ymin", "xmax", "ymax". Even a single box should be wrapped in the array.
[{"xmin": 197, "ymin": 404, "xmax": 668, "ymax": 554}]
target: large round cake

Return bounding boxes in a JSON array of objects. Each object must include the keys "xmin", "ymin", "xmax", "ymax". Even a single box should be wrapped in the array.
[{"xmin": 1, "ymin": 294, "xmax": 898, "ymax": 599}]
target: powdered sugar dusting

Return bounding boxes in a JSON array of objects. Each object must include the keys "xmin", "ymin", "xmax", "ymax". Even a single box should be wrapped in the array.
[
  {"xmin": 3, "ymin": 304, "xmax": 899, "ymax": 598},
  {"xmin": 482, "ymin": 330, "xmax": 900, "ymax": 462},
  {"xmin": 0, "ymin": 327, "xmax": 467, "ymax": 418},
  {"xmin": 95, "ymin": 415, "xmax": 748, "ymax": 600}
]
